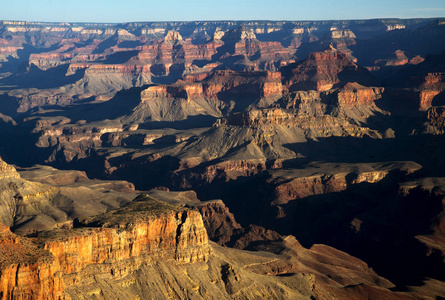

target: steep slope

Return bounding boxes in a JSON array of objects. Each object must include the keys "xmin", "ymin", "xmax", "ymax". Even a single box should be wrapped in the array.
[
  {"xmin": 124, "ymin": 69, "xmax": 283, "ymax": 123},
  {"xmin": 1, "ymin": 18, "xmax": 445, "ymax": 300},
  {"xmin": 283, "ymin": 44, "xmax": 377, "ymax": 92},
  {"xmin": 0, "ymin": 193, "xmax": 421, "ymax": 300},
  {"xmin": 0, "ymin": 158, "xmax": 135, "ymax": 235}
]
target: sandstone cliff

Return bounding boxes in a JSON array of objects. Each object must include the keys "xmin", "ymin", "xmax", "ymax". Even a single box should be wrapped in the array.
[
  {"xmin": 0, "ymin": 193, "xmax": 421, "ymax": 300},
  {"xmin": 283, "ymin": 45, "xmax": 377, "ymax": 92},
  {"xmin": 0, "ymin": 195, "xmax": 212, "ymax": 299}
]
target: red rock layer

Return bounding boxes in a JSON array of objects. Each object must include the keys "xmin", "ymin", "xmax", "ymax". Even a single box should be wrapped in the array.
[
  {"xmin": 284, "ymin": 45, "xmax": 372, "ymax": 92},
  {"xmin": 141, "ymin": 70, "xmax": 283, "ymax": 101},
  {"xmin": 0, "ymin": 197, "xmax": 211, "ymax": 299},
  {"xmin": 0, "ymin": 223, "xmax": 65, "ymax": 300}
]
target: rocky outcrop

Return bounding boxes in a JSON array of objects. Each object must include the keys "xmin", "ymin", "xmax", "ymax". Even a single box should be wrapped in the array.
[
  {"xmin": 0, "ymin": 159, "xmax": 20, "ymax": 179},
  {"xmin": 270, "ymin": 161, "xmax": 421, "ymax": 205},
  {"xmin": 142, "ymin": 70, "xmax": 282, "ymax": 101},
  {"xmin": 419, "ymin": 72, "xmax": 445, "ymax": 110},
  {"xmin": 283, "ymin": 45, "xmax": 376, "ymax": 92},
  {"xmin": 423, "ymin": 106, "xmax": 445, "ymax": 134},
  {"xmin": 224, "ymin": 108, "xmax": 295, "ymax": 126},
  {"xmin": 0, "ymin": 196, "xmax": 212, "ymax": 299},
  {"xmin": 131, "ymin": 69, "xmax": 283, "ymax": 122},
  {"xmin": 375, "ymin": 50, "xmax": 409, "ymax": 66},
  {"xmin": 0, "ymin": 159, "xmax": 136, "ymax": 235},
  {"xmin": 45, "ymin": 196, "xmax": 211, "ymax": 284},
  {"xmin": 336, "ymin": 82, "xmax": 384, "ymax": 107},
  {"xmin": 193, "ymin": 200, "xmax": 242, "ymax": 246},
  {"xmin": 0, "ymin": 223, "xmax": 65, "ymax": 300}
]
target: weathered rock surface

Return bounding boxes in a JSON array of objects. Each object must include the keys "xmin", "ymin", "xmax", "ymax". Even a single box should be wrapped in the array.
[
  {"xmin": 0, "ymin": 223, "xmax": 65, "ymax": 299},
  {"xmin": 0, "ymin": 196, "xmax": 211, "ymax": 299},
  {"xmin": 0, "ymin": 193, "xmax": 422, "ymax": 300},
  {"xmin": 283, "ymin": 45, "xmax": 376, "ymax": 92},
  {"xmin": 1, "ymin": 17, "xmax": 445, "ymax": 300},
  {"xmin": 0, "ymin": 159, "xmax": 135, "ymax": 235}
]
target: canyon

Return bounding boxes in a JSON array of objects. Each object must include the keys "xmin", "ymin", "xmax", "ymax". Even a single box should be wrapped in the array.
[{"xmin": 0, "ymin": 18, "xmax": 445, "ymax": 299}]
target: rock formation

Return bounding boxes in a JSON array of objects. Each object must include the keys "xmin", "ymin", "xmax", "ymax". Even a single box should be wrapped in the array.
[
  {"xmin": 1, "ymin": 17, "xmax": 445, "ymax": 299},
  {"xmin": 0, "ymin": 159, "xmax": 135, "ymax": 235},
  {"xmin": 0, "ymin": 190, "xmax": 425, "ymax": 299},
  {"xmin": 283, "ymin": 44, "xmax": 376, "ymax": 92},
  {"xmin": 0, "ymin": 195, "xmax": 211, "ymax": 299}
]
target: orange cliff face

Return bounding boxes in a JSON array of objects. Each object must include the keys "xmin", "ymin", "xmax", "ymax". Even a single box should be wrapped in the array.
[
  {"xmin": 141, "ymin": 70, "xmax": 283, "ymax": 102},
  {"xmin": 0, "ymin": 196, "xmax": 211, "ymax": 299},
  {"xmin": 337, "ymin": 82, "xmax": 384, "ymax": 107},
  {"xmin": 0, "ymin": 223, "xmax": 65, "ymax": 300},
  {"xmin": 419, "ymin": 72, "xmax": 445, "ymax": 110}
]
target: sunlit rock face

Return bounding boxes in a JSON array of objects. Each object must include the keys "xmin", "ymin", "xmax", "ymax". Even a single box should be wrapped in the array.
[
  {"xmin": 1, "ymin": 18, "xmax": 445, "ymax": 300},
  {"xmin": 0, "ymin": 195, "xmax": 212, "ymax": 299}
]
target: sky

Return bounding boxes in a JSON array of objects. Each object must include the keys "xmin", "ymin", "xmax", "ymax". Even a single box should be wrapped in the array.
[{"xmin": 2, "ymin": 0, "xmax": 445, "ymax": 23}]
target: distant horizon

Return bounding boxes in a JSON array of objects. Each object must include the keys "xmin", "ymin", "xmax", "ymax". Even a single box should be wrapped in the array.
[
  {"xmin": 2, "ymin": 0, "xmax": 445, "ymax": 24},
  {"xmin": 1, "ymin": 17, "xmax": 444, "ymax": 25}
]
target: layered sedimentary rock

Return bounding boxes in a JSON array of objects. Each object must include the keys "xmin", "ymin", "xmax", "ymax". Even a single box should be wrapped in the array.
[
  {"xmin": 0, "ymin": 158, "xmax": 135, "ymax": 235},
  {"xmin": 0, "ymin": 196, "xmax": 212, "ymax": 299},
  {"xmin": 0, "ymin": 190, "xmax": 423, "ymax": 300},
  {"xmin": 269, "ymin": 161, "xmax": 421, "ymax": 205},
  {"xmin": 0, "ymin": 18, "xmax": 442, "ymax": 116},
  {"xmin": 283, "ymin": 45, "xmax": 376, "ymax": 92},
  {"xmin": 45, "ymin": 196, "xmax": 211, "ymax": 282},
  {"xmin": 193, "ymin": 199, "xmax": 242, "ymax": 246},
  {"xmin": 386, "ymin": 51, "xmax": 445, "ymax": 111},
  {"xmin": 0, "ymin": 223, "xmax": 65, "ymax": 300},
  {"xmin": 375, "ymin": 50, "xmax": 409, "ymax": 67},
  {"xmin": 419, "ymin": 72, "xmax": 445, "ymax": 109},
  {"xmin": 192, "ymin": 200, "xmax": 282, "ymax": 249},
  {"xmin": 119, "ymin": 69, "xmax": 283, "ymax": 124},
  {"xmin": 336, "ymin": 82, "xmax": 384, "ymax": 107},
  {"xmin": 1, "ymin": 18, "xmax": 445, "ymax": 300}
]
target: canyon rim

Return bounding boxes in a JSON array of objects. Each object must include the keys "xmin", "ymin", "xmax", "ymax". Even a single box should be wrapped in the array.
[{"xmin": 0, "ymin": 15, "xmax": 444, "ymax": 299}]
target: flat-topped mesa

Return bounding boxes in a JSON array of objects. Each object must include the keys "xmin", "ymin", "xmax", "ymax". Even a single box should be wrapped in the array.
[
  {"xmin": 0, "ymin": 195, "xmax": 211, "ymax": 299},
  {"xmin": 43, "ymin": 195, "xmax": 211, "ymax": 282},
  {"xmin": 202, "ymin": 70, "xmax": 283, "ymax": 99},
  {"xmin": 336, "ymin": 82, "xmax": 384, "ymax": 107},
  {"xmin": 141, "ymin": 70, "xmax": 283, "ymax": 101},
  {"xmin": 283, "ymin": 45, "xmax": 375, "ymax": 92},
  {"xmin": 271, "ymin": 162, "xmax": 422, "ymax": 205},
  {"xmin": 329, "ymin": 29, "xmax": 357, "ymax": 40},
  {"xmin": 114, "ymin": 28, "xmax": 137, "ymax": 41}
]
